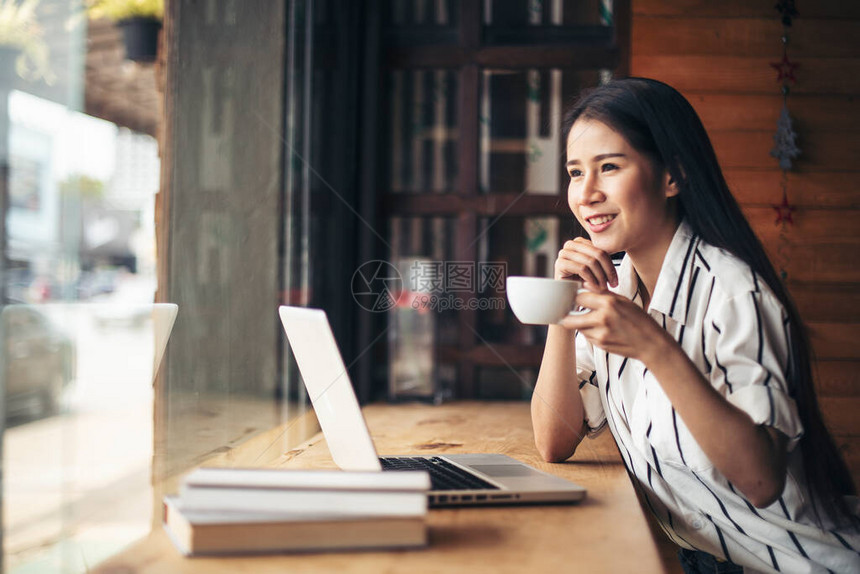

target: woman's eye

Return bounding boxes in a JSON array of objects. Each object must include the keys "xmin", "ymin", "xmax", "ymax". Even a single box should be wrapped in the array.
[
  {"xmin": 568, "ymin": 169, "xmax": 582, "ymax": 178},
  {"xmin": 601, "ymin": 163, "xmax": 618, "ymax": 173}
]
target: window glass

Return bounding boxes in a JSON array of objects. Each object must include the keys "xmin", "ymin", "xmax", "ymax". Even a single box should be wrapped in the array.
[
  {"xmin": 382, "ymin": 0, "xmax": 460, "ymax": 42},
  {"xmin": 0, "ymin": 1, "xmax": 321, "ymax": 570},
  {"xmin": 0, "ymin": 1, "xmax": 171, "ymax": 569},
  {"xmin": 386, "ymin": 69, "xmax": 459, "ymax": 194},
  {"xmin": 2, "ymin": 304, "xmax": 171, "ymax": 572},
  {"xmin": 476, "ymin": 215, "xmax": 574, "ymax": 346},
  {"xmin": 476, "ymin": 366, "xmax": 536, "ymax": 400},
  {"xmin": 480, "ymin": 68, "xmax": 604, "ymax": 194},
  {"xmin": 388, "ymin": 217, "xmax": 458, "ymax": 402},
  {"xmin": 484, "ymin": 0, "xmax": 612, "ymax": 29}
]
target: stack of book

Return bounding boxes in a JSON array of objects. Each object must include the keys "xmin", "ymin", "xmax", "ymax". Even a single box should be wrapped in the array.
[{"xmin": 163, "ymin": 467, "xmax": 431, "ymax": 556}]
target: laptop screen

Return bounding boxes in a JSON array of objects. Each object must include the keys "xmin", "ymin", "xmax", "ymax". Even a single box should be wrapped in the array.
[{"xmin": 278, "ymin": 306, "xmax": 382, "ymax": 472}]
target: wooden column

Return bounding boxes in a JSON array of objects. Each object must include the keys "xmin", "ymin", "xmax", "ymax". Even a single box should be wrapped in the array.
[
  {"xmin": 454, "ymin": 0, "xmax": 482, "ymax": 398},
  {"xmin": 154, "ymin": 0, "xmax": 286, "ymax": 480}
]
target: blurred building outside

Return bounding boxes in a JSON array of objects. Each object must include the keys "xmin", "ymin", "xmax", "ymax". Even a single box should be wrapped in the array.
[
  {"xmin": 3, "ymin": 9, "xmax": 163, "ymax": 570},
  {"xmin": 7, "ymin": 89, "xmax": 159, "ymax": 306}
]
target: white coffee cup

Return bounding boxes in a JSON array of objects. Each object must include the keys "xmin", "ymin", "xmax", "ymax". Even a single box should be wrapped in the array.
[{"xmin": 506, "ymin": 276, "xmax": 589, "ymax": 325}]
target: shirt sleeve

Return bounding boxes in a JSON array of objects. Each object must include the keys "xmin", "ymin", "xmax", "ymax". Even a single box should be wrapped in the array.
[
  {"xmin": 575, "ymin": 331, "xmax": 607, "ymax": 437},
  {"xmin": 707, "ymin": 289, "xmax": 804, "ymax": 451}
]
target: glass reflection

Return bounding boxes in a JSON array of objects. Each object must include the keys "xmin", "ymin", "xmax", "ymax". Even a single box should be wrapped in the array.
[
  {"xmin": 387, "ymin": 69, "xmax": 458, "ymax": 194},
  {"xmin": 476, "ymin": 366, "xmax": 536, "ymax": 400},
  {"xmin": 480, "ymin": 68, "xmax": 603, "ymax": 194},
  {"xmin": 389, "ymin": 217, "xmax": 457, "ymax": 402},
  {"xmin": 383, "ymin": 0, "xmax": 460, "ymax": 32},
  {"xmin": 477, "ymin": 215, "xmax": 572, "ymax": 345},
  {"xmin": 1, "ymin": 304, "xmax": 173, "ymax": 572},
  {"xmin": 484, "ymin": 0, "xmax": 611, "ymax": 29}
]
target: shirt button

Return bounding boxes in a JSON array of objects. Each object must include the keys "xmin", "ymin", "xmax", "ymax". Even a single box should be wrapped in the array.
[{"xmin": 691, "ymin": 518, "xmax": 705, "ymax": 530}]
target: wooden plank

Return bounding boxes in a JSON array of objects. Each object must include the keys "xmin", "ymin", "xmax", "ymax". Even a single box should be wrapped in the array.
[
  {"xmin": 815, "ymin": 361, "xmax": 860, "ymax": 397},
  {"xmin": 788, "ymin": 282, "xmax": 860, "ymax": 324},
  {"xmin": 634, "ymin": 17, "xmax": 860, "ymax": 58},
  {"xmin": 709, "ymin": 131, "xmax": 860, "ymax": 171},
  {"xmin": 384, "ymin": 193, "xmax": 568, "ymax": 216},
  {"xmin": 631, "ymin": 56, "xmax": 860, "ymax": 96},
  {"xmin": 475, "ymin": 45, "xmax": 619, "ymax": 70},
  {"xmin": 833, "ymin": 436, "xmax": 860, "ymax": 486},
  {"xmin": 455, "ymin": 1, "xmax": 481, "ymax": 398},
  {"xmin": 613, "ymin": 0, "xmax": 632, "ymax": 78},
  {"xmin": 356, "ymin": 0, "xmax": 384, "ymax": 402},
  {"xmin": 820, "ymin": 397, "xmax": 860, "ymax": 436},
  {"xmin": 440, "ymin": 344, "xmax": 543, "ymax": 367},
  {"xmin": 809, "ymin": 323, "xmax": 860, "ymax": 360},
  {"xmin": 95, "ymin": 403, "xmax": 666, "ymax": 574},
  {"xmin": 684, "ymin": 93, "xmax": 860, "ymax": 133},
  {"xmin": 440, "ymin": 344, "xmax": 544, "ymax": 368},
  {"xmin": 386, "ymin": 45, "xmax": 618, "ymax": 69},
  {"xmin": 727, "ymin": 170, "xmax": 860, "ymax": 208},
  {"xmin": 744, "ymin": 206, "xmax": 860, "ymax": 243},
  {"xmin": 759, "ymin": 242, "xmax": 860, "ymax": 283},
  {"xmin": 633, "ymin": 0, "xmax": 860, "ymax": 19}
]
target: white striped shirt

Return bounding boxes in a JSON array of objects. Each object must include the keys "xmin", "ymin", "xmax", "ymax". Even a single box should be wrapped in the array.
[{"xmin": 576, "ymin": 221, "xmax": 860, "ymax": 573}]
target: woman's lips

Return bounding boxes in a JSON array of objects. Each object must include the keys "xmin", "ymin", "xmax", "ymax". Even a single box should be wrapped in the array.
[{"xmin": 585, "ymin": 214, "xmax": 616, "ymax": 233}]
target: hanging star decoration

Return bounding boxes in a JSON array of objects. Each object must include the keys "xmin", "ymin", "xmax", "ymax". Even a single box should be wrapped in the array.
[
  {"xmin": 773, "ymin": 191, "xmax": 796, "ymax": 226},
  {"xmin": 770, "ymin": 52, "xmax": 799, "ymax": 84},
  {"xmin": 775, "ymin": 0, "xmax": 798, "ymax": 27},
  {"xmin": 770, "ymin": 105, "xmax": 801, "ymax": 170}
]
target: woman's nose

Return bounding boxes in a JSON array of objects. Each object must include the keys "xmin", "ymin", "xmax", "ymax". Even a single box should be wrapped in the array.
[{"xmin": 573, "ymin": 172, "xmax": 603, "ymax": 206}]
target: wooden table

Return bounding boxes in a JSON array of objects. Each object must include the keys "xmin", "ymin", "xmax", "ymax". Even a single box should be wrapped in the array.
[{"xmin": 93, "ymin": 401, "xmax": 666, "ymax": 573}]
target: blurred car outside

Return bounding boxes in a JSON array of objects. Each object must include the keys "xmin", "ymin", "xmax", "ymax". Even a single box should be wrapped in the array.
[
  {"xmin": 75, "ymin": 268, "xmax": 119, "ymax": 300},
  {"xmin": 91, "ymin": 272, "xmax": 156, "ymax": 329},
  {"xmin": 2, "ymin": 306, "xmax": 76, "ymax": 419}
]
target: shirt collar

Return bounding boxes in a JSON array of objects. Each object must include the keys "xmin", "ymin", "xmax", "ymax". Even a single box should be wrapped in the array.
[
  {"xmin": 612, "ymin": 255, "xmax": 639, "ymax": 302},
  {"xmin": 648, "ymin": 220, "xmax": 697, "ymax": 325}
]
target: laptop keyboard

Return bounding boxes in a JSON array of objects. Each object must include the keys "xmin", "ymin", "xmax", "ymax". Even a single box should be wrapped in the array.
[{"xmin": 379, "ymin": 456, "xmax": 499, "ymax": 491}]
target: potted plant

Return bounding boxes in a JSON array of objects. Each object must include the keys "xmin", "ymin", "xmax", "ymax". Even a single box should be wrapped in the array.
[
  {"xmin": 87, "ymin": 0, "xmax": 164, "ymax": 63},
  {"xmin": 0, "ymin": 0, "xmax": 52, "ymax": 84}
]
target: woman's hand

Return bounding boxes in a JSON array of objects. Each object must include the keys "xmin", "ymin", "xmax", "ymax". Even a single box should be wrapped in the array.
[
  {"xmin": 554, "ymin": 237, "xmax": 618, "ymax": 291},
  {"xmin": 560, "ymin": 291, "xmax": 672, "ymax": 363}
]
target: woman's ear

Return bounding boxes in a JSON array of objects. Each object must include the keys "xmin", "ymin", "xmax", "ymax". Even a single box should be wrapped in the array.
[{"xmin": 663, "ymin": 170, "xmax": 680, "ymax": 199}]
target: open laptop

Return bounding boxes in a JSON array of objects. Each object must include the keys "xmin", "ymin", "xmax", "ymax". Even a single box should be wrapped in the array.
[{"xmin": 278, "ymin": 305, "xmax": 586, "ymax": 507}]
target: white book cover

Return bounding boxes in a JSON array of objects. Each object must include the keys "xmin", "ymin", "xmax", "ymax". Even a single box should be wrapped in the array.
[
  {"xmin": 162, "ymin": 496, "xmax": 427, "ymax": 556},
  {"xmin": 177, "ymin": 485, "xmax": 428, "ymax": 517},
  {"xmin": 182, "ymin": 467, "xmax": 430, "ymax": 492}
]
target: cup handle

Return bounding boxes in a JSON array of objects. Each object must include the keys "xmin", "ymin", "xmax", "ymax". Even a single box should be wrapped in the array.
[{"xmin": 567, "ymin": 288, "xmax": 591, "ymax": 316}]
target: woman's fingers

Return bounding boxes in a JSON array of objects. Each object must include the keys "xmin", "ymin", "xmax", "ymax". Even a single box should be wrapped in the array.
[
  {"xmin": 570, "ymin": 238, "xmax": 618, "ymax": 288},
  {"xmin": 559, "ymin": 291, "xmax": 603, "ymax": 330},
  {"xmin": 555, "ymin": 254, "xmax": 602, "ymax": 289},
  {"xmin": 555, "ymin": 238, "xmax": 617, "ymax": 290},
  {"xmin": 559, "ymin": 292, "xmax": 661, "ymax": 361}
]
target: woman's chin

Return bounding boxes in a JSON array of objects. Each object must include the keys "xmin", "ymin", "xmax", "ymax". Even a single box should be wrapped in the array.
[{"xmin": 589, "ymin": 236, "xmax": 622, "ymax": 255}]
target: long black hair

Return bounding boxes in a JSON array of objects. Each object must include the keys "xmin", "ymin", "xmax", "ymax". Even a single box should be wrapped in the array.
[{"xmin": 563, "ymin": 77, "xmax": 857, "ymax": 529}]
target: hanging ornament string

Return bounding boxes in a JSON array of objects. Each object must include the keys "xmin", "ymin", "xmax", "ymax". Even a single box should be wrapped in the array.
[{"xmin": 770, "ymin": 1, "xmax": 800, "ymax": 280}]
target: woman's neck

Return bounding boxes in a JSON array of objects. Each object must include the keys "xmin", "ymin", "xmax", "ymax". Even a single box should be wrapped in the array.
[{"xmin": 628, "ymin": 220, "xmax": 679, "ymax": 308}]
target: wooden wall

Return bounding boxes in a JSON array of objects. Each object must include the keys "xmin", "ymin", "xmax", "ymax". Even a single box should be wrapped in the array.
[{"xmin": 631, "ymin": 1, "xmax": 860, "ymax": 482}]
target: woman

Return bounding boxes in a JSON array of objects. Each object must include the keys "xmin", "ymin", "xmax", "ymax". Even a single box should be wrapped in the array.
[{"xmin": 531, "ymin": 78, "xmax": 859, "ymax": 573}]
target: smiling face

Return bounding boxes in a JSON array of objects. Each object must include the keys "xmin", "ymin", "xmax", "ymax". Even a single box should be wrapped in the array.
[{"xmin": 566, "ymin": 118, "xmax": 679, "ymax": 259}]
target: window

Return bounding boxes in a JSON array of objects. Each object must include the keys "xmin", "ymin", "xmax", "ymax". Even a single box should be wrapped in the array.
[
  {"xmin": 372, "ymin": 0, "xmax": 629, "ymax": 398},
  {"xmin": 0, "ymin": 1, "xmax": 629, "ymax": 569}
]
